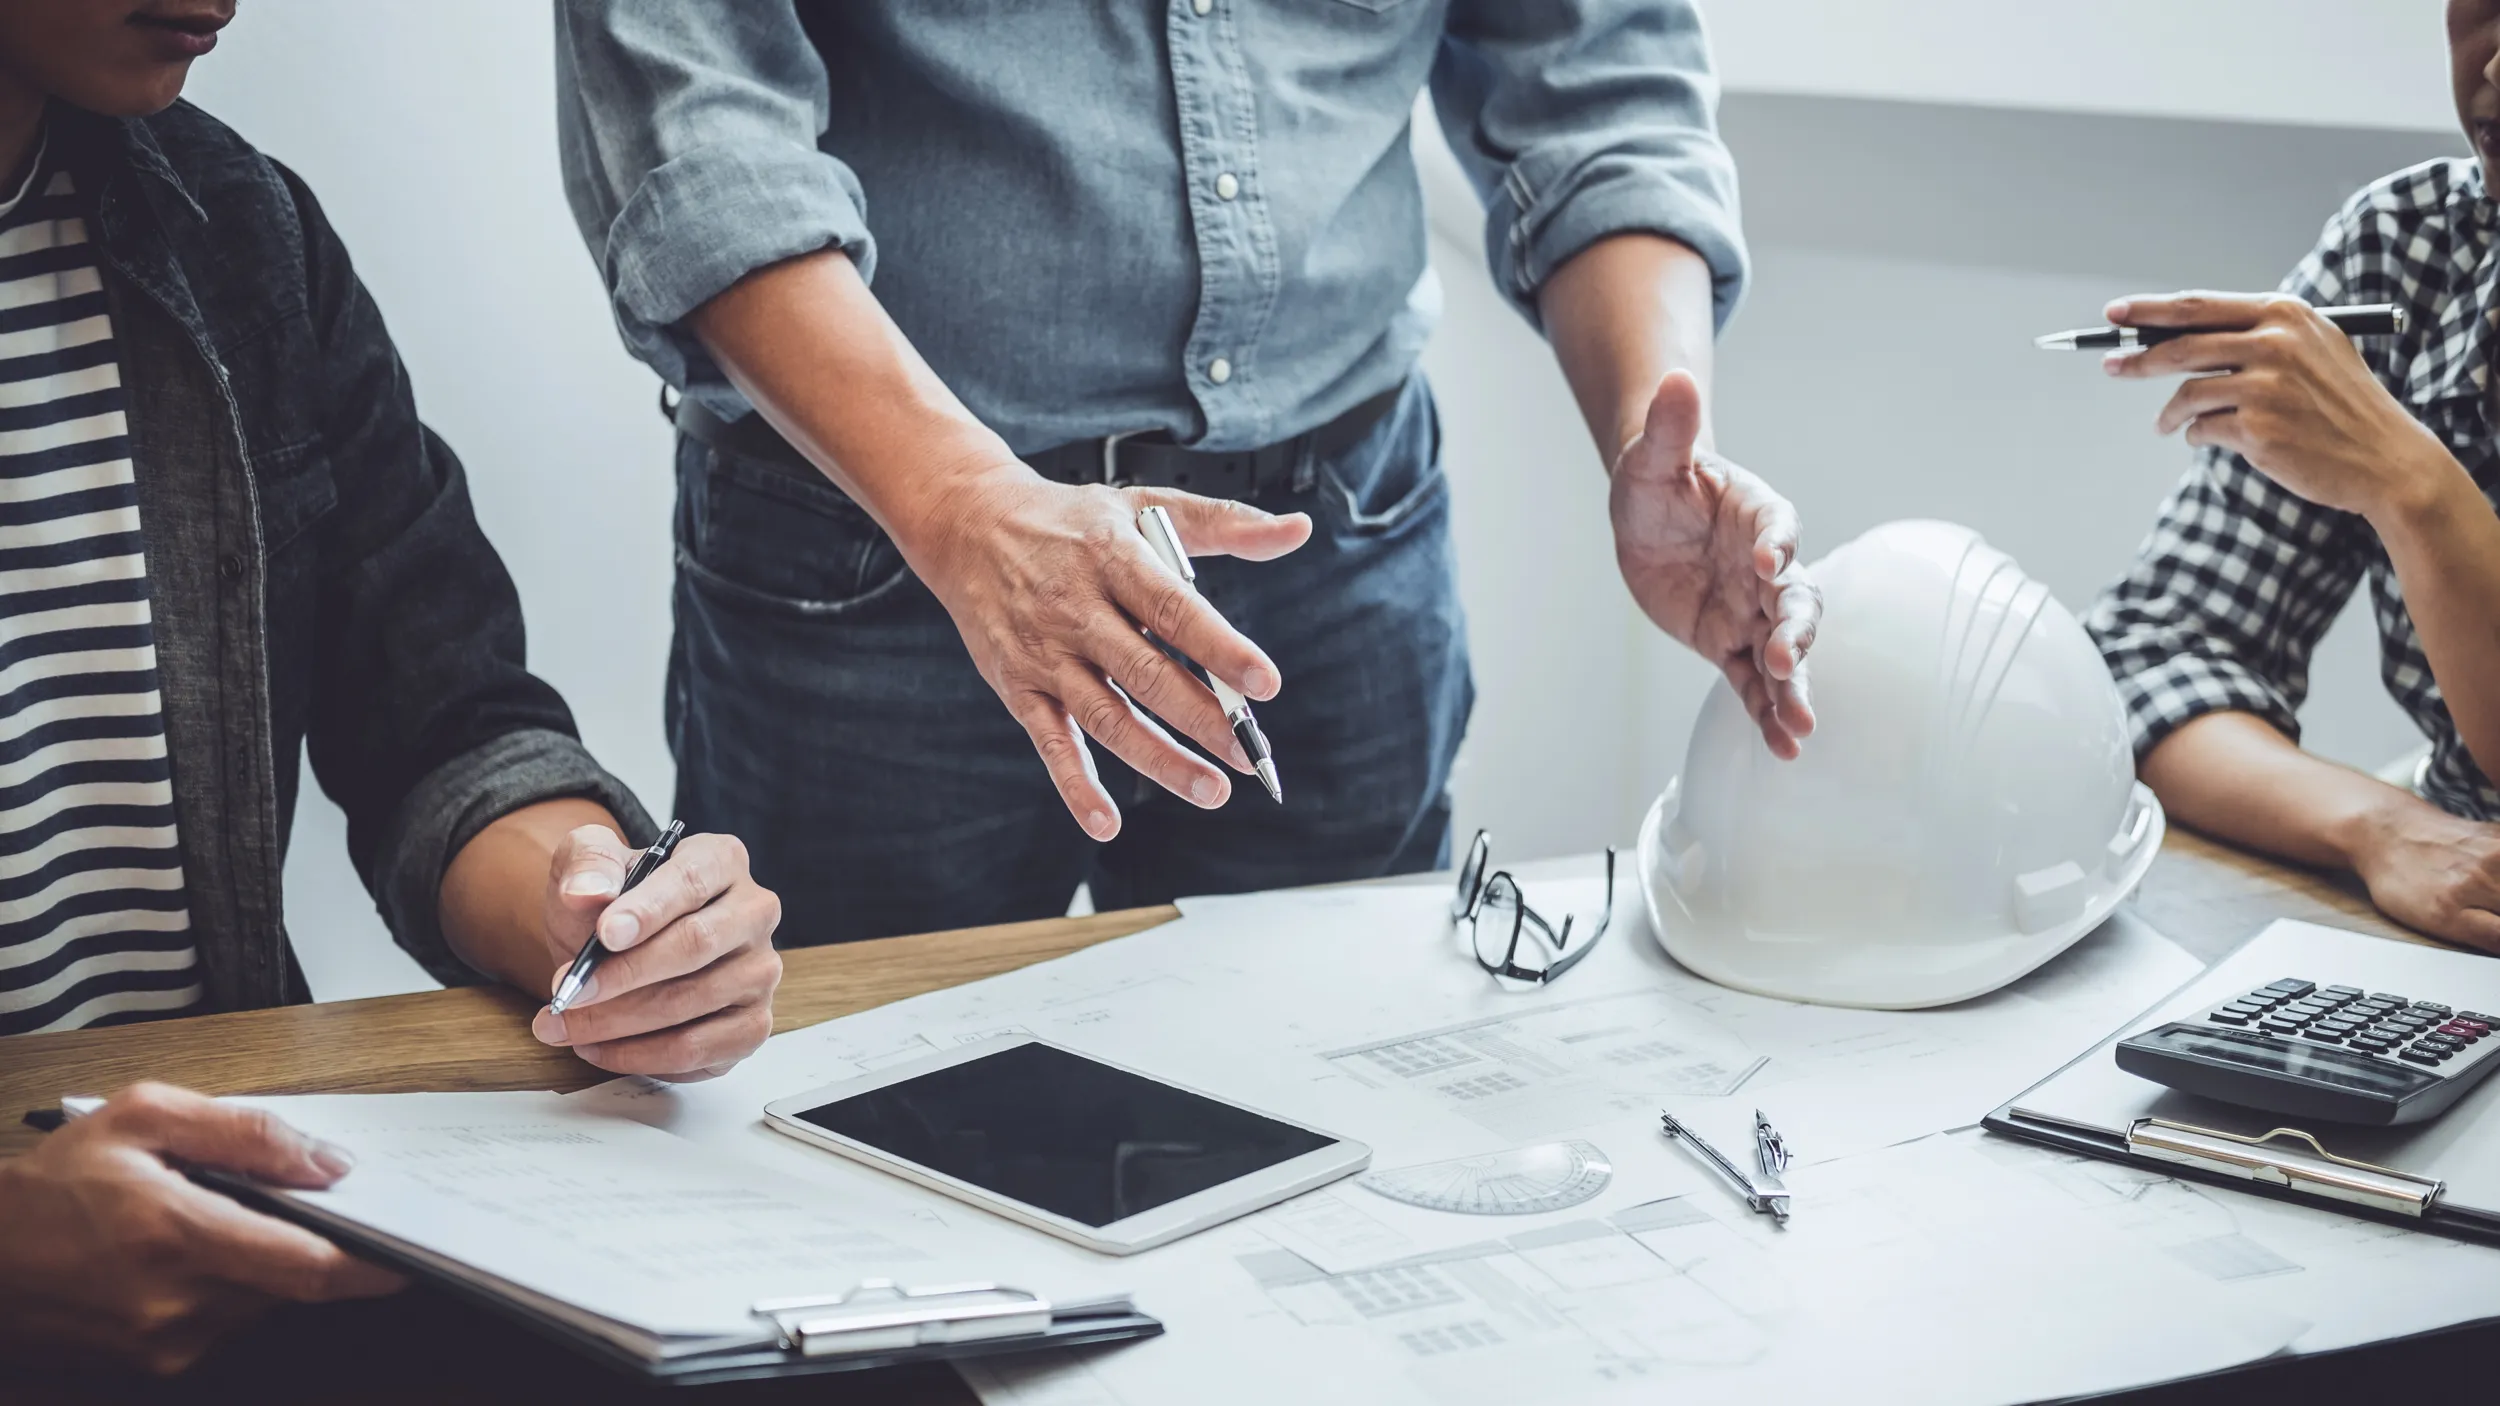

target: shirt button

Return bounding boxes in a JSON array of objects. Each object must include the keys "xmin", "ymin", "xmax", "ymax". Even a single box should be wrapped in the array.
[
  {"xmin": 1207, "ymin": 357, "xmax": 1233, "ymax": 385},
  {"xmin": 1215, "ymin": 172, "xmax": 1239, "ymax": 201},
  {"xmin": 219, "ymin": 554, "xmax": 244, "ymax": 583},
  {"xmin": 1191, "ymin": 0, "xmax": 1211, "ymax": 13}
]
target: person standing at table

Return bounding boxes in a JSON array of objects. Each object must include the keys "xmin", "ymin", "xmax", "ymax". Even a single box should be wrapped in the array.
[{"xmin": 556, "ymin": 1, "xmax": 1821, "ymax": 944}]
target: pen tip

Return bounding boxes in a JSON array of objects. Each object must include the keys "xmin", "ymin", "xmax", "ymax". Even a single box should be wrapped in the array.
[
  {"xmin": 2032, "ymin": 333, "xmax": 2062, "ymax": 350},
  {"xmin": 1255, "ymin": 760, "xmax": 1281, "ymax": 803}
]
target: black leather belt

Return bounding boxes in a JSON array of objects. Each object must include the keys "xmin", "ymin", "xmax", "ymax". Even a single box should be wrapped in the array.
[{"xmin": 673, "ymin": 383, "xmax": 1403, "ymax": 502}]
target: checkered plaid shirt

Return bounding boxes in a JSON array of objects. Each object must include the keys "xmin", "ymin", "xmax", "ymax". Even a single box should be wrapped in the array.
[{"xmin": 2087, "ymin": 157, "xmax": 2500, "ymax": 820}]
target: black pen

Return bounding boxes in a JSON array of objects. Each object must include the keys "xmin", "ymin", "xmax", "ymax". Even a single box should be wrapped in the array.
[
  {"xmin": 548, "ymin": 819, "xmax": 685, "ymax": 1015},
  {"xmin": 2034, "ymin": 302, "xmax": 2407, "ymax": 352}
]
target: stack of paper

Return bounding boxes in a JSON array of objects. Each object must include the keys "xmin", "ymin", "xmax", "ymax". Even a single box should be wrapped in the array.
[{"xmin": 245, "ymin": 865, "xmax": 2474, "ymax": 1404}]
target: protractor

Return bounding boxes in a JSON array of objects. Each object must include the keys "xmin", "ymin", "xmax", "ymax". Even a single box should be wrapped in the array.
[{"xmin": 1358, "ymin": 1140, "xmax": 1613, "ymax": 1216}]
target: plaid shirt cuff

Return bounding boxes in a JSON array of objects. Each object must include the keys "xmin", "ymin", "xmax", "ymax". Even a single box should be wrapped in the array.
[{"xmin": 2105, "ymin": 649, "xmax": 2303, "ymax": 760}]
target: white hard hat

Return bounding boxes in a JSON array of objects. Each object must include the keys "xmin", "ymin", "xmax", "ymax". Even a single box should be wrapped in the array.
[{"xmin": 1638, "ymin": 519, "xmax": 2162, "ymax": 1009}]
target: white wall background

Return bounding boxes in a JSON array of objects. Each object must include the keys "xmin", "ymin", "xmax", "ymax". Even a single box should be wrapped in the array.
[
  {"xmin": 185, "ymin": 4, "xmax": 675, "ymax": 999},
  {"xmin": 180, "ymin": 2, "xmax": 2461, "ymax": 1000}
]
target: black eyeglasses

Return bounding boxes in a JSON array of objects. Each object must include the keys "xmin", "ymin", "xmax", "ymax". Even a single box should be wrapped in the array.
[{"xmin": 1450, "ymin": 831, "xmax": 1616, "ymax": 986}]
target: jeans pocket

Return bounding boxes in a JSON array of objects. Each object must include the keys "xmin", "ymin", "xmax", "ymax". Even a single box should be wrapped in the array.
[
  {"xmin": 1316, "ymin": 385, "xmax": 1446, "ymax": 535},
  {"xmin": 678, "ymin": 447, "xmax": 914, "ymax": 618}
]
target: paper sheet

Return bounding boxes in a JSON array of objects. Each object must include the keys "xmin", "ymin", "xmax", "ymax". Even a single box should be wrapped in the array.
[
  {"xmin": 571, "ymin": 874, "xmax": 2199, "ymax": 1275},
  {"xmin": 234, "ymin": 1092, "xmax": 1100, "ymax": 1345},
  {"xmin": 958, "ymin": 1131, "xmax": 2305, "ymax": 1406},
  {"xmin": 1962, "ymin": 1133, "xmax": 2500, "ymax": 1355},
  {"xmin": 524, "ymin": 870, "xmax": 2500, "ymax": 1402}
]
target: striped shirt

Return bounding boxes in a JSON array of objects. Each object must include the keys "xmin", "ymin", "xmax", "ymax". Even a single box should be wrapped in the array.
[{"xmin": 0, "ymin": 145, "xmax": 199, "ymax": 1035}]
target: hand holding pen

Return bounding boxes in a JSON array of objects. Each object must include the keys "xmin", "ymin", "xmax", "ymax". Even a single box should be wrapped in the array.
[
  {"xmin": 2050, "ymin": 294, "xmax": 2453, "ymax": 525},
  {"xmin": 1136, "ymin": 505, "xmax": 1283, "ymax": 802},
  {"xmin": 530, "ymin": 820, "xmax": 784, "ymax": 1081}
]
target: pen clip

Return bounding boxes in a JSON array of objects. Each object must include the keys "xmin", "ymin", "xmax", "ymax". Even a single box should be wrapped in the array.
[
  {"xmin": 624, "ymin": 819, "xmax": 688, "ymax": 888},
  {"xmin": 1136, "ymin": 505, "xmax": 1195, "ymax": 582}
]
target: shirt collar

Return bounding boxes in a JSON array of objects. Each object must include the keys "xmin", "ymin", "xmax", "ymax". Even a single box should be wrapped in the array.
[{"xmin": 2404, "ymin": 159, "xmax": 2500, "ymax": 408}]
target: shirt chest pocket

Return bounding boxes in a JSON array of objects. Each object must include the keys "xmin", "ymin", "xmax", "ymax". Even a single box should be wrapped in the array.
[{"xmin": 251, "ymin": 439, "xmax": 339, "ymax": 557}]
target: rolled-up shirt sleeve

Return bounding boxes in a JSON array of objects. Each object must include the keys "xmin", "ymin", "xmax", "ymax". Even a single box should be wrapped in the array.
[
  {"xmin": 1432, "ymin": 0, "xmax": 1748, "ymax": 332},
  {"xmin": 375, "ymin": 730, "xmax": 656, "ymax": 988},
  {"xmin": 2085, "ymin": 448, "xmax": 2371, "ymax": 759},
  {"xmin": 555, "ymin": 0, "xmax": 874, "ymax": 406}
]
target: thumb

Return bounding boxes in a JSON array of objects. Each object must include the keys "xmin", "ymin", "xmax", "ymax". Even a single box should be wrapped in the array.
[
  {"xmin": 549, "ymin": 824, "xmax": 633, "ymax": 943},
  {"xmin": 96, "ymin": 1083, "xmax": 355, "ymax": 1189},
  {"xmin": 1132, "ymin": 488, "xmax": 1312, "ymax": 563},
  {"xmin": 1638, "ymin": 368, "xmax": 1706, "ymax": 473}
]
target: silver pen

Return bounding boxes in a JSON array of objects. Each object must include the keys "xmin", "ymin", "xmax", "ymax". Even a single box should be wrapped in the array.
[
  {"xmin": 1134, "ymin": 505, "xmax": 1282, "ymax": 802},
  {"xmin": 1661, "ymin": 1111, "xmax": 1791, "ymax": 1225}
]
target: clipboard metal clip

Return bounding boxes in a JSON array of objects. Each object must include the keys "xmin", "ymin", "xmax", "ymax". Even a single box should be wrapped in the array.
[
  {"xmin": 2125, "ymin": 1117, "xmax": 2445, "ymax": 1218},
  {"xmin": 753, "ymin": 1280, "xmax": 1053, "ymax": 1357}
]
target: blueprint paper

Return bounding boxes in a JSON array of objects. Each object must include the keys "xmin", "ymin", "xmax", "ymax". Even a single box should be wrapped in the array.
[
  {"xmin": 958, "ymin": 1132, "xmax": 2303, "ymax": 1406},
  {"xmin": 1961, "ymin": 1133, "xmax": 2500, "ymax": 1355},
  {"xmin": 535, "ymin": 866, "xmax": 2500, "ymax": 1402},
  {"xmin": 569, "ymin": 870, "xmax": 2200, "ymax": 1274}
]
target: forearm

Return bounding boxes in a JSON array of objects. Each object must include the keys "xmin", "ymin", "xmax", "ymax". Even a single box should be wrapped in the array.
[
  {"xmin": 438, "ymin": 797, "xmax": 621, "ymax": 993},
  {"xmin": 1536, "ymin": 233, "xmax": 1719, "ymax": 464},
  {"xmin": 2140, "ymin": 712, "xmax": 2419, "ymax": 870},
  {"xmin": 688, "ymin": 249, "xmax": 1011, "ymax": 554},
  {"xmin": 2371, "ymin": 459, "xmax": 2500, "ymax": 785}
]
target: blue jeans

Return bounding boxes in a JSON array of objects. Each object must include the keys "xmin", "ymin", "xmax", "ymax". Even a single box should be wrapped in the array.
[{"xmin": 666, "ymin": 378, "xmax": 1473, "ymax": 945}]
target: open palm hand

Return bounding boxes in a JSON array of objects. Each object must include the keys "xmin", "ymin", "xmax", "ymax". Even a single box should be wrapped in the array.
[{"xmin": 1609, "ymin": 370, "xmax": 1819, "ymax": 757}]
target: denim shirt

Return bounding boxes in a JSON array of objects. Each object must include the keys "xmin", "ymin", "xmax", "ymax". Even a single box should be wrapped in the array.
[
  {"xmin": 556, "ymin": 0, "xmax": 1747, "ymax": 455},
  {"xmin": 46, "ymin": 102, "xmax": 653, "ymax": 1011}
]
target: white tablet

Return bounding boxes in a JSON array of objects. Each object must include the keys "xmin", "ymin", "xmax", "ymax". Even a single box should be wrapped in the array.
[{"xmin": 763, "ymin": 1035, "xmax": 1368, "ymax": 1255}]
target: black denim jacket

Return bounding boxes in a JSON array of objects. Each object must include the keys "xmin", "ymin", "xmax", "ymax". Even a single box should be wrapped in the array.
[{"xmin": 45, "ymin": 100, "xmax": 652, "ymax": 1012}]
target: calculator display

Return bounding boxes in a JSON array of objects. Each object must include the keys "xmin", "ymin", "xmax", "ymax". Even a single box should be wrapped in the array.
[{"xmin": 2135, "ymin": 1023, "xmax": 2442, "ymax": 1098}]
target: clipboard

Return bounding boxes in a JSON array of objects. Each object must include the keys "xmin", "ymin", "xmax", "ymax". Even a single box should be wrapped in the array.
[
  {"xmin": 195, "ymin": 1166, "xmax": 1161, "ymax": 1385},
  {"xmin": 1984, "ymin": 919, "xmax": 2500, "ymax": 1248},
  {"xmin": 22, "ymin": 1095, "xmax": 1159, "ymax": 1384}
]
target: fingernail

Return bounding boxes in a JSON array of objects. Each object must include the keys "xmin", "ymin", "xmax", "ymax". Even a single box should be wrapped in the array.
[
  {"xmin": 2105, "ymin": 299, "xmax": 2129, "ymax": 320},
  {"xmin": 1191, "ymin": 775, "xmax": 1223, "ymax": 807},
  {"xmin": 571, "ymin": 974, "xmax": 599, "ymax": 1006},
  {"xmin": 2102, "ymin": 353, "xmax": 2124, "ymax": 375},
  {"xmin": 535, "ymin": 1008, "xmax": 570, "ymax": 1046},
  {"xmin": 1244, "ymin": 666, "xmax": 1278, "ymax": 699},
  {"xmin": 1085, "ymin": 810, "xmax": 1113, "ymax": 840},
  {"xmin": 563, "ymin": 870, "xmax": 617, "ymax": 899},
  {"xmin": 600, "ymin": 912, "xmax": 640, "ymax": 950},
  {"xmin": 307, "ymin": 1139, "xmax": 355, "ymax": 1178}
]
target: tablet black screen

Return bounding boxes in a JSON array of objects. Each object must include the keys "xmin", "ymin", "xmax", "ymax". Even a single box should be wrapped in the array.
[{"xmin": 795, "ymin": 1043, "xmax": 1335, "ymax": 1228}]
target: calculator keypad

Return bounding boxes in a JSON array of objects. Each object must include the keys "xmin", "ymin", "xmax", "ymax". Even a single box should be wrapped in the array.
[{"xmin": 2204, "ymin": 978, "xmax": 2493, "ymax": 1071}]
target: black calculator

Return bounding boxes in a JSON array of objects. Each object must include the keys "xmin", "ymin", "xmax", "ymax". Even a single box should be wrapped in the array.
[{"xmin": 2115, "ymin": 977, "xmax": 2500, "ymax": 1126}]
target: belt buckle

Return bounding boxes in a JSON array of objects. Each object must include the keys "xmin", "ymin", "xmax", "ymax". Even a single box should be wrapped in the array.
[{"xmin": 1099, "ymin": 430, "xmax": 1146, "ymax": 488}]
